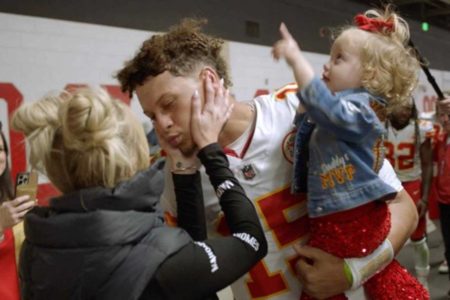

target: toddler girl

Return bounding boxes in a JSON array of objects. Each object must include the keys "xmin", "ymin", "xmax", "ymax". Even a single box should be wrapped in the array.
[{"xmin": 273, "ymin": 6, "xmax": 428, "ymax": 300}]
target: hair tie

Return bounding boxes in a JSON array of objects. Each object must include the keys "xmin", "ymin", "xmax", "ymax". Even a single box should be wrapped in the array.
[{"xmin": 354, "ymin": 14, "xmax": 393, "ymax": 33}]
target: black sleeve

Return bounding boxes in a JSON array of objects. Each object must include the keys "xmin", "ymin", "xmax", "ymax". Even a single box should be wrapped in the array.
[
  {"xmin": 173, "ymin": 172, "xmax": 207, "ymax": 241},
  {"xmin": 153, "ymin": 143, "xmax": 268, "ymax": 299}
]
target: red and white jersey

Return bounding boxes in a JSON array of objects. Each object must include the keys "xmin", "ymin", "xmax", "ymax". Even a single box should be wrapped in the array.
[
  {"xmin": 384, "ymin": 119, "xmax": 434, "ymax": 182},
  {"xmin": 162, "ymin": 84, "xmax": 309, "ymax": 299},
  {"xmin": 161, "ymin": 84, "xmax": 386, "ymax": 300}
]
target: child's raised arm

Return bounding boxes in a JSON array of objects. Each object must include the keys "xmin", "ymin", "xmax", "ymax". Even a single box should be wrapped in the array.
[{"xmin": 272, "ymin": 23, "xmax": 314, "ymax": 90}]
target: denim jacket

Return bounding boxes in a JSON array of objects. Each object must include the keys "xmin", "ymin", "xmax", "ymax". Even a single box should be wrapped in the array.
[{"xmin": 292, "ymin": 77, "xmax": 397, "ymax": 218}]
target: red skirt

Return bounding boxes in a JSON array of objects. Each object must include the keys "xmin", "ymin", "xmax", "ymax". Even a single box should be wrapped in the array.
[{"xmin": 300, "ymin": 201, "xmax": 428, "ymax": 300}]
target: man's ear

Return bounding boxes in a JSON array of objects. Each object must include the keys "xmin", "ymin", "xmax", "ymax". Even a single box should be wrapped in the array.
[
  {"xmin": 199, "ymin": 66, "xmax": 221, "ymax": 87},
  {"xmin": 198, "ymin": 67, "xmax": 221, "ymax": 102}
]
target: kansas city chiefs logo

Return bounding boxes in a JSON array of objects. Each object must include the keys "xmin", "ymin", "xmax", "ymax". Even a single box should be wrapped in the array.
[{"xmin": 282, "ymin": 129, "xmax": 296, "ymax": 164}]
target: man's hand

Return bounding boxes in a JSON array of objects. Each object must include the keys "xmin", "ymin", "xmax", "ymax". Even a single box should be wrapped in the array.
[
  {"xmin": 0, "ymin": 195, "xmax": 35, "ymax": 233},
  {"xmin": 417, "ymin": 200, "xmax": 428, "ymax": 218},
  {"xmin": 294, "ymin": 244, "xmax": 350, "ymax": 299},
  {"xmin": 437, "ymin": 96, "xmax": 450, "ymax": 115}
]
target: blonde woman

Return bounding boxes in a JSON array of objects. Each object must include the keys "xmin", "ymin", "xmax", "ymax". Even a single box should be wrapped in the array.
[
  {"xmin": 273, "ymin": 6, "xmax": 427, "ymax": 299},
  {"xmin": 12, "ymin": 82, "xmax": 267, "ymax": 299}
]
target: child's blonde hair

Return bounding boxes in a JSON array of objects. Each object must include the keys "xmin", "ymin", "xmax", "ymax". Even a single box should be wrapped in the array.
[
  {"xmin": 337, "ymin": 6, "xmax": 420, "ymax": 111},
  {"xmin": 12, "ymin": 87, "xmax": 149, "ymax": 193}
]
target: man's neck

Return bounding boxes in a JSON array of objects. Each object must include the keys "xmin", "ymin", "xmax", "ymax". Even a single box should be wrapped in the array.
[{"xmin": 218, "ymin": 97, "xmax": 255, "ymax": 147}]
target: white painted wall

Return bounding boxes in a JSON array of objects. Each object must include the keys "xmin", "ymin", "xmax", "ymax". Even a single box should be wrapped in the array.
[
  {"xmin": 1, "ymin": 12, "xmax": 449, "ymax": 181},
  {"xmin": 229, "ymin": 40, "xmax": 450, "ymax": 112},
  {"xmin": 0, "ymin": 12, "xmax": 152, "ymax": 128},
  {"xmin": 229, "ymin": 40, "xmax": 327, "ymax": 101},
  {"xmin": 2, "ymin": 12, "xmax": 449, "ymax": 126}
]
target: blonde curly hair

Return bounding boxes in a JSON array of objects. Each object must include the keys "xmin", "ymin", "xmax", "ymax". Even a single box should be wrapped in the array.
[
  {"xmin": 12, "ymin": 87, "xmax": 149, "ymax": 193},
  {"xmin": 335, "ymin": 6, "xmax": 420, "ymax": 112}
]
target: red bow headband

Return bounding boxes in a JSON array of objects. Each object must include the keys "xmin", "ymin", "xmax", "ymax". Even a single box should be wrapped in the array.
[{"xmin": 354, "ymin": 14, "xmax": 393, "ymax": 33}]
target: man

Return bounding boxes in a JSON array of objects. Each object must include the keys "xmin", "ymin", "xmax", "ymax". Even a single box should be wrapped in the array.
[
  {"xmin": 117, "ymin": 19, "xmax": 418, "ymax": 299},
  {"xmin": 384, "ymin": 100, "xmax": 434, "ymax": 289}
]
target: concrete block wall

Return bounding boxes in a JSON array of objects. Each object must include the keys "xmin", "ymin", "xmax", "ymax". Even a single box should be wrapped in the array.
[
  {"xmin": 0, "ymin": 13, "xmax": 151, "ymax": 121},
  {"xmin": 0, "ymin": 12, "xmax": 449, "ymax": 201}
]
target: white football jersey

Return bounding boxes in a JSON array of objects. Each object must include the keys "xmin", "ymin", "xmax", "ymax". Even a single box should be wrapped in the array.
[
  {"xmin": 162, "ymin": 84, "xmax": 307, "ymax": 299},
  {"xmin": 385, "ymin": 119, "xmax": 434, "ymax": 182},
  {"xmin": 161, "ymin": 83, "xmax": 398, "ymax": 299}
]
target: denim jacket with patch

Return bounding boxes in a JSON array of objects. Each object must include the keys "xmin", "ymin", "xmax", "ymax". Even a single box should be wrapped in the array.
[{"xmin": 292, "ymin": 77, "xmax": 396, "ymax": 218}]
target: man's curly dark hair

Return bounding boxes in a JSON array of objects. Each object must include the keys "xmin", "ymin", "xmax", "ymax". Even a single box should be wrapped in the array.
[{"xmin": 116, "ymin": 18, "xmax": 232, "ymax": 96}]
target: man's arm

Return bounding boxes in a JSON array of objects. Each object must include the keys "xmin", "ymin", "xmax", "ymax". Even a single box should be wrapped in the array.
[
  {"xmin": 380, "ymin": 158, "xmax": 418, "ymax": 254},
  {"xmin": 386, "ymin": 189, "xmax": 418, "ymax": 254},
  {"xmin": 294, "ymin": 160, "xmax": 418, "ymax": 299},
  {"xmin": 418, "ymin": 138, "xmax": 433, "ymax": 218}
]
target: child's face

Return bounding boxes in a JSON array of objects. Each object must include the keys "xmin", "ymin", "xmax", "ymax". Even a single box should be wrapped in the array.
[{"xmin": 322, "ymin": 29, "xmax": 364, "ymax": 93}]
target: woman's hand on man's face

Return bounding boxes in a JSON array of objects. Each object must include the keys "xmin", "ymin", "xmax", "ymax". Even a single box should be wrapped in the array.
[{"xmin": 190, "ymin": 74, "xmax": 233, "ymax": 150}]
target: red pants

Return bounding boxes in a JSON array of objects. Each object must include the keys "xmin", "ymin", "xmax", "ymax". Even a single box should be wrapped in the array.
[
  {"xmin": 403, "ymin": 180, "xmax": 426, "ymax": 241},
  {"xmin": 300, "ymin": 202, "xmax": 428, "ymax": 300},
  {"xmin": 0, "ymin": 229, "xmax": 20, "ymax": 300}
]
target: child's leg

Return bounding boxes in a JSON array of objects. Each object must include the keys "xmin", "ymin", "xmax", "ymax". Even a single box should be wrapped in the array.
[
  {"xmin": 301, "ymin": 202, "xmax": 428, "ymax": 299},
  {"xmin": 364, "ymin": 260, "xmax": 429, "ymax": 300},
  {"xmin": 300, "ymin": 202, "xmax": 390, "ymax": 300}
]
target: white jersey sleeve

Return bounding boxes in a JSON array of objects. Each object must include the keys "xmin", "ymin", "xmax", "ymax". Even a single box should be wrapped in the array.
[
  {"xmin": 418, "ymin": 119, "xmax": 435, "ymax": 143},
  {"xmin": 378, "ymin": 159, "xmax": 403, "ymax": 192}
]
